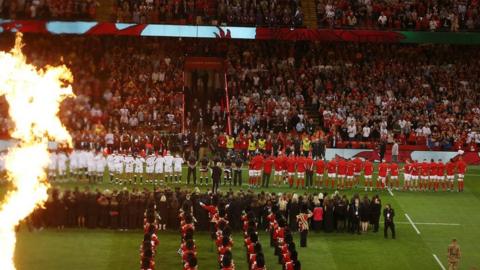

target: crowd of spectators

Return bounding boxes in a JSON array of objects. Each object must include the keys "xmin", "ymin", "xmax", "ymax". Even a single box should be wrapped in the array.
[
  {"xmin": 1, "ymin": 35, "xmax": 480, "ymax": 153},
  {"xmin": 0, "ymin": 0, "xmax": 97, "ymax": 20},
  {"xmin": 316, "ymin": 0, "xmax": 480, "ymax": 31},
  {"xmin": 113, "ymin": 0, "xmax": 303, "ymax": 27}
]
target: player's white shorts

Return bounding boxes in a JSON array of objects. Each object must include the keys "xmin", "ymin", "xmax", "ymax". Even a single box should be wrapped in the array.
[
  {"xmin": 457, "ymin": 174, "xmax": 464, "ymax": 180},
  {"xmin": 274, "ymin": 170, "xmax": 284, "ymax": 176},
  {"xmin": 437, "ymin": 175, "xmax": 445, "ymax": 181},
  {"xmin": 297, "ymin": 172, "xmax": 305, "ymax": 178},
  {"xmin": 249, "ymin": 170, "xmax": 255, "ymax": 177},
  {"xmin": 379, "ymin": 176, "xmax": 386, "ymax": 183},
  {"xmin": 421, "ymin": 176, "xmax": 429, "ymax": 181},
  {"xmin": 347, "ymin": 175, "xmax": 353, "ymax": 180},
  {"xmin": 390, "ymin": 176, "xmax": 398, "ymax": 180},
  {"xmin": 134, "ymin": 168, "xmax": 144, "ymax": 174},
  {"xmin": 164, "ymin": 167, "xmax": 173, "ymax": 173},
  {"xmin": 328, "ymin": 173, "xmax": 336, "ymax": 178},
  {"xmin": 337, "ymin": 174, "xmax": 345, "ymax": 178},
  {"xmin": 364, "ymin": 174, "xmax": 372, "ymax": 179},
  {"xmin": 354, "ymin": 172, "xmax": 360, "ymax": 176},
  {"xmin": 429, "ymin": 175, "xmax": 436, "ymax": 181},
  {"xmin": 58, "ymin": 166, "xmax": 66, "ymax": 175},
  {"xmin": 174, "ymin": 167, "xmax": 182, "ymax": 173},
  {"xmin": 114, "ymin": 165, "xmax": 123, "ymax": 174},
  {"xmin": 125, "ymin": 166, "xmax": 134, "ymax": 173},
  {"xmin": 447, "ymin": 175, "xmax": 454, "ymax": 181},
  {"xmin": 316, "ymin": 173, "xmax": 323, "ymax": 177},
  {"xmin": 288, "ymin": 172, "xmax": 295, "ymax": 177},
  {"xmin": 404, "ymin": 174, "xmax": 411, "ymax": 181},
  {"xmin": 255, "ymin": 170, "xmax": 262, "ymax": 177},
  {"xmin": 146, "ymin": 167, "xmax": 155, "ymax": 174},
  {"xmin": 411, "ymin": 175, "xmax": 419, "ymax": 180}
]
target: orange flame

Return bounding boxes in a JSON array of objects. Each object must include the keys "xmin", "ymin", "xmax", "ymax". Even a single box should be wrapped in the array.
[{"xmin": 0, "ymin": 33, "xmax": 74, "ymax": 270}]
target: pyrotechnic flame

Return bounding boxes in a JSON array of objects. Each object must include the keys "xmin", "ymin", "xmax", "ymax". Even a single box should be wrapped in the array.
[{"xmin": 0, "ymin": 33, "xmax": 74, "ymax": 270}]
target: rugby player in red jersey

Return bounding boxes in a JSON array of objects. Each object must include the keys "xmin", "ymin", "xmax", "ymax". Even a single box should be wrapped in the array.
[
  {"xmin": 286, "ymin": 154, "xmax": 297, "ymax": 188},
  {"xmin": 346, "ymin": 159, "xmax": 355, "ymax": 189},
  {"xmin": 445, "ymin": 159, "xmax": 456, "ymax": 191},
  {"xmin": 436, "ymin": 159, "xmax": 445, "ymax": 192},
  {"xmin": 252, "ymin": 154, "xmax": 264, "ymax": 188},
  {"xmin": 353, "ymin": 157, "xmax": 363, "ymax": 186},
  {"xmin": 305, "ymin": 154, "xmax": 314, "ymax": 189},
  {"xmin": 315, "ymin": 158, "xmax": 325, "ymax": 188},
  {"xmin": 363, "ymin": 159, "xmax": 374, "ymax": 191},
  {"xmin": 378, "ymin": 161, "xmax": 389, "ymax": 190},
  {"xmin": 420, "ymin": 159, "xmax": 430, "ymax": 191},
  {"xmin": 428, "ymin": 159, "xmax": 437, "ymax": 191},
  {"xmin": 456, "ymin": 157, "xmax": 467, "ymax": 192},
  {"xmin": 337, "ymin": 158, "xmax": 347, "ymax": 189},
  {"xmin": 274, "ymin": 151, "xmax": 286, "ymax": 186},
  {"xmin": 296, "ymin": 155, "xmax": 306, "ymax": 188},
  {"xmin": 326, "ymin": 159, "xmax": 337, "ymax": 189},
  {"xmin": 403, "ymin": 159, "xmax": 412, "ymax": 191},
  {"xmin": 389, "ymin": 162, "xmax": 399, "ymax": 190},
  {"xmin": 411, "ymin": 160, "xmax": 421, "ymax": 191}
]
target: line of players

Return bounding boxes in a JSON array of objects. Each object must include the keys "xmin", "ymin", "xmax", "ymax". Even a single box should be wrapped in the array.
[
  {"xmin": 47, "ymin": 149, "xmax": 184, "ymax": 185},
  {"xmin": 247, "ymin": 152, "xmax": 468, "ymax": 192},
  {"xmin": 43, "ymin": 149, "xmax": 468, "ymax": 192}
]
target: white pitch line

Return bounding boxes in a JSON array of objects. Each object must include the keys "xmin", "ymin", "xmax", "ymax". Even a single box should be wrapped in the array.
[
  {"xmin": 396, "ymin": 222, "xmax": 461, "ymax": 226},
  {"xmin": 433, "ymin": 254, "xmax": 446, "ymax": 270},
  {"xmin": 387, "ymin": 188, "xmax": 394, "ymax": 196},
  {"xmin": 405, "ymin": 213, "xmax": 421, "ymax": 234}
]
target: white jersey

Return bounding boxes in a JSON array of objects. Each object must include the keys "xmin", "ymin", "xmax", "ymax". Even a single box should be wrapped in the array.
[
  {"xmin": 164, "ymin": 155, "xmax": 174, "ymax": 172},
  {"xmin": 173, "ymin": 157, "xmax": 183, "ymax": 172},
  {"xmin": 96, "ymin": 154, "xmax": 106, "ymax": 173},
  {"xmin": 86, "ymin": 151, "xmax": 96, "ymax": 172},
  {"xmin": 114, "ymin": 155, "xmax": 125, "ymax": 173},
  {"xmin": 154, "ymin": 156, "xmax": 164, "ymax": 173},
  {"xmin": 145, "ymin": 155, "xmax": 156, "ymax": 173},
  {"xmin": 134, "ymin": 157, "xmax": 145, "ymax": 173},
  {"xmin": 79, "ymin": 150, "xmax": 89, "ymax": 169},
  {"xmin": 124, "ymin": 155, "xmax": 135, "ymax": 173},
  {"xmin": 69, "ymin": 151, "xmax": 79, "ymax": 170},
  {"xmin": 106, "ymin": 154, "xmax": 115, "ymax": 170},
  {"xmin": 48, "ymin": 153, "xmax": 58, "ymax": 170},
  {"xmin": 57, "ymin": 152, "xmax": 68, "ymax": 171}
]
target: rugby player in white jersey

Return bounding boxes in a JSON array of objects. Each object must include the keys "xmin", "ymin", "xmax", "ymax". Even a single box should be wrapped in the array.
[
  {"xmin": 163, "ymin": 151, "xmax": 174, "ymax": 183},
  {"xmin": 134, "ymin": 153, "xmax": 145, "ymax": 184},
  {"xmin": 48, "ymin": 150, "xmax": 58, "ymax": 182},
  {"xmin": 114, "ymin": 152, "xmax": 125, "ymax": 184},
  {"xmin": 95, "ymin": 151, "xmax": 107, "ymax": 183},
  {"xmin": 57, "ymin": 150, "xmax": 68, "ymax": 181},
  {"xmin": 173, "ymin": 153, "xmax": 184, "ymax": 183},
  {"xmin": 106, "ymin": 151, "xmax": 116, "ymax": 183},
  {"xmin": 154, "ymin": 153, "xmax": 165, "ymax": 185},
  {"xmin": 124, "ymin": 152, "xmax": 135, "ymax": 185},
  {"xmin": 145, "ymin": 153, "xmax": 156, "ymax": 184}
]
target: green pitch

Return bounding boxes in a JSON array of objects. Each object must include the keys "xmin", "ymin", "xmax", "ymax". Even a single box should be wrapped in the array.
[{"xmin": 3, "ymin": 166, "xmax": 480, "ymax": 270}]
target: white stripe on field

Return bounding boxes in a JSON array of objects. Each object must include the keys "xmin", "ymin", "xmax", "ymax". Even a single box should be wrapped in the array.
[
  {"xmin": 396, "ymin": 222, "xmax": 461, "ymax": 226},
  {"xmin": 387, "ymin": 188, "xmax": 394, "ymax": 196},
  {"xmin": 433, "ymin": 254, "xmax": 446, "ymax": 270},
  {"xmin": 405, "ymin": 213, "xmax": 421, "ymax": 234}
]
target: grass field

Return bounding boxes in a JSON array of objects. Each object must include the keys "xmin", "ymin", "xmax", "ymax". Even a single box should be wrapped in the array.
[{"xmin": 3, "ymin": 165, "xmax": 480, "ymax": 270}]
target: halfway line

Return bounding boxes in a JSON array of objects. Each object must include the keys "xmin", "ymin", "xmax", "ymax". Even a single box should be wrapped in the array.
[
  {"xmin": 433, "ymin": 254, "xmax": 446, "ymax": 270},
  {"xmin": 405, "ymin": 213, "xmax": 421, "ymax": 234},
  {"xmin": 396, "ymin": 222, "xmax": 461, "ymax": 226}
]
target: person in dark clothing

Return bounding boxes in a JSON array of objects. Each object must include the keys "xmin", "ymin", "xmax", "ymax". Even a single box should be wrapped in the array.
[
  {"xmin": 233, "ymin": 155, "xmax": 243, "ymax": 186},
  {"xmin": 187, "ymin": 153, "xmax": 197, "ymax": 185},
  {"xmin": 383, "ymin": 204, "xmax": 395, "ymax": 239},
  {"xmin": 323, "ymin": 199, "xmax": 335, "ymax": 233},
  {"xmin": 211, "ymin": 162, "xmax": 222, "ymax": 194},
  {"xmin": 370, "ymin": 195, "xmax": 382, "ymax": 232},
  {"xmin": 223, "ymin": 155, "xmax": 233, "ymax": 186},
  {"xmin": 379, "ymin": 140, "xmax": 387, "ymax": 161},
  {"xmin": 288, "ymin": 198, "xmax": 300, "ymax": 231},
  {"xmin": 359, "ymin": 197, "xmax": 371, "ymax": 233},
  {"xmin": 297, "ymin": 205, "xmax": 313, "ymax": 247},
  {"xmin": 335, "ymin": 198, "xmax": 347, "ymax": 232},
  {"xmin": 199, "ymin": 156, "xmax": 209, "ymax": 185},
  {"xmin": 350, "ymin": 198, "xmax": 361, "ymax": 234}
]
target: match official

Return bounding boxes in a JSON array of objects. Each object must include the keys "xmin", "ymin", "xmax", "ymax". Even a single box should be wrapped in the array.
[{"xmin": 383, "ymin": 204, "xmax": 395, "ymax": 239}]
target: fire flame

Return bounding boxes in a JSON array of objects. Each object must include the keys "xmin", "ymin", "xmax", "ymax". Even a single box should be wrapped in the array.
[{"xmin": 0, "ymin": 33, "xmax": 74, "ymax": 270}]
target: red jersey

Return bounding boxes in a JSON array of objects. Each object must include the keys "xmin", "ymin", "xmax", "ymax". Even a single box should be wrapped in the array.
[
  {"xmin": 378, "ymin": 163, "xmax": 388, "ymax": 177},
  {"xmin": 421, "ymin": 162, "xmax": 430, "ymax": 176},
  {"xmin": 337, "ymin": 160, "xmax": 347, "ymax": 175},
  {"xmin": 218, "ymin": 135, "xmax": 227, "ymax": 148},
  {"xmin": 327, "ymin": 160, "xmax": 337, "ymax": 173},
  {"xmin": 404, "ymin": 163, "xmax": 412, "ymax": 174},
  {"xmin": 296, "ymin": 157, "xmax": 306, "ymax": 173},
  {"xmin": 456, "ymin": 160, "xmax": 467, "ymax": 174},
  {"xmin": 346, "ymin": 161, "xmax": 355, "ymax": 176},
  {"xmin": 411, "ymin": 162, "xmax": 420, "ymax": 176},
  {"xmin": 305, "ymin": 157, "xmax": 314, "ymax": 171},
  {"xmin": 286, "ymin": 157, "xmax": 297, "ymax": 173},
  {"xmin": 263, "ymin": 157, "xmax": 274, "ymax": 174},
  {"xmin": 353, "ymin": 158, "xmax": 363, "ymax": 173},
  {"xmin": 315, "ymin": 159, "xmax": 325, "ymax": 174},
  {"xmin": 363, "ymin": 160, "xmax": 373, "ymax": 175},
  {"xmin": 252, "ymin": 155, "xmax": 264, "ymax": 170},
  {"xmin": 389, "ymin": 163, "xmax": 398, "ymax": 176},
  {"xmin": 429, "ymin": 162, "xmax": 437, "ymax": 176},
  {"xmin": 446, "ymin": 162, "xmax": 456, "ymax": 175},
  {"xmin": 274, "ymin": 155, "xmax": 285, "ymax": 171},
  {"xmin": 437, "ymin": 162, "xmax": 445, "ymax": 176}
]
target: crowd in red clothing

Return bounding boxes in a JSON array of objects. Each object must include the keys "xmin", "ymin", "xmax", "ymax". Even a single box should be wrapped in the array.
[
  {"xmin": 316, "ymin": 0, "xmax": 480, "ymax": 31},
  {"xmin": 246, "ymin": 153, "xmax": 468, "ymax": 192},
  {"xmin": 1, "ymin": 0, "xmax": 96, "ymax": 20}
]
